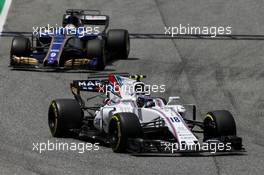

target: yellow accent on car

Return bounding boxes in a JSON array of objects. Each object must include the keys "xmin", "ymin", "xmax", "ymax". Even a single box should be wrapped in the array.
[
  {"xmin": 64, "ymin": 58, "xmax": 91, "ymax": 67},
  {"xmin": 13, "ymin": 56, "xmax": 39, "ymax": 65},
  {"xmin": 112, "ymin": 115, "xmax": 121, "ymax": 151},
  {"xmin": 51, "ymin": 102, "xmax": 58, "ymax": 135},
  {"xmin": 205, "ymin": 114, "xmax": 216, "ymax": 128},
  {"xmin": 205, "ymin": 114, "xmax": 214, "ymax": 121},
  {"xmin": 129, "ymin": 75, "xmax": 145, "ymax": 79}
]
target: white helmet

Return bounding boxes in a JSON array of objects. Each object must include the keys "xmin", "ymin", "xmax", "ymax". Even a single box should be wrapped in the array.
[{"xmin": 65, "ymin": 24, "xmax": 76, "ymax": 30}]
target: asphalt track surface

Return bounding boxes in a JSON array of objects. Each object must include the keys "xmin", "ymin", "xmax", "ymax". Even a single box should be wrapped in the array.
[{"xmin": 1, "ymin": 0, "xmax": 264, "ymax": 174}]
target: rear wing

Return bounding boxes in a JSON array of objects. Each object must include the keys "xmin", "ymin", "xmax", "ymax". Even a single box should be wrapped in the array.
[
  {"xmin": 62, "ymin": 9, "xmax": 109, "ymax": 30},
  {"xmin": 71, "ymin": 80, "xmax": 106, "ymax": 94},
  {"xmin": 70, "ymin": 73, "xmax": 147, "ymax": 95},
  {"xmin": 66, "ymin": 9, "xmax": 102, "ymax": 15},
  {"xmin": 70, "ymin": 79, "xmax": 107, "ymax": 108}
]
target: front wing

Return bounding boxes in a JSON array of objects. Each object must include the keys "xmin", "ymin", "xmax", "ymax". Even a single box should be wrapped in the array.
[
  {"xmin": 126, "ymin": 136, "xmax": 245, "ymax": 156},
  {"xmin": 10, "ymin": 56, "xmax": 100, "ymax": 71}
]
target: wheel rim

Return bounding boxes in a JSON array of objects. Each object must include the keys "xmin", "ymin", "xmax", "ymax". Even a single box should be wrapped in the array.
[
  {"xmin": 48, "ymin": 103, "xmax": 58, "ymax": 135},
  {"xmin": 109, "ymin": 117, "xmax": 122, "ymax": 151},
  {"xmin": 49, "ymin": 113, "xmax": 55, "ymax": 129},
  {"xmin": 110, "ymin": 122, "xmax": 119, "ymax": 148},
  {"xmin": 204, "ymin": 115, "xmax": 216, "ymax": 139},
  {"xmin": 110, "ymin": 127, "xmax": 119, "ymax": 146}
]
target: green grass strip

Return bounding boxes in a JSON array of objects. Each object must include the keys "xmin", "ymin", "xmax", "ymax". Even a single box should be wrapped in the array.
[{"xmin": 0, "ymin": 0, "xmax": 5, "ymax": 14}]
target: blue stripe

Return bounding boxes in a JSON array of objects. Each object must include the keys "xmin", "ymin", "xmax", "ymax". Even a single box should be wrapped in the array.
[{"xmin": 47, "ymin": 35, "xmax": 66, "ymax": 65}]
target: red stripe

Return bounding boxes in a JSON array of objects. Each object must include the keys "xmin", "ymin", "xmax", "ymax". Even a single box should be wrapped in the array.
[
  {"xmin": 131, "ymin": 101, "xmax": 137, "ymax": 108},
  {"xmin": 108, "ymin": 74, "xmax": 121, "ymax": 96},
  {"xmin": 152, "ymin": 108, "xmax": 177, "ymax": 139}
]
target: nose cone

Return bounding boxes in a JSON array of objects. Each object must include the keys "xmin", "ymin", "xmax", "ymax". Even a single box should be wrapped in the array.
[{"xmin": 44, "ymin": 60, "xmax": 58, "ymax": 67}]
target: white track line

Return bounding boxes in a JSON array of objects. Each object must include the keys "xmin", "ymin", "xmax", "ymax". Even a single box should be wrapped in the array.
[{"xmin": 0, "ymin": 0, "xmax": 12, "ymax": 32}]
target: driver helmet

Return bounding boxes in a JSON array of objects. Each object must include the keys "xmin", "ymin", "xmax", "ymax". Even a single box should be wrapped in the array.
[
  {"xmin": 66, "ymin": 15, "xmax": 82, "ymax": 27},
  {"xmin": 136, "ymin": 96, "xmax": 154, "ymax": 108},
  {"xmin": 65, "ymin": 24, "xmax": 76, "ymax": 30}
]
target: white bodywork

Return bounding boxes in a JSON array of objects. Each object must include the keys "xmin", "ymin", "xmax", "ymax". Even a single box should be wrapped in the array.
[{"xmin": 93, "ymin": 75, "xmax": 198, "ymax": 147}]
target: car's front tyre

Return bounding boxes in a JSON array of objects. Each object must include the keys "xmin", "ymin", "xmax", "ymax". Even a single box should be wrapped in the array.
[
  {"xmin": 203, "ymin": 110, "xmax": 236, "ymax": 140},
  {"xmin": 10, "ymin": 37, "xmax": 32, "ymax": 65},
  {"xmin": 108, "ymin": 113, "xmax": 142, "ymax": 153}
]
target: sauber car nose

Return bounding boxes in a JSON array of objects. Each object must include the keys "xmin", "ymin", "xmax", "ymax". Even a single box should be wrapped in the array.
[
  {"xmin": 44, "ymin": 60, "xmax": 58, "ymax": 67},
  {"xmin": 44, "ymin": 35, "xmax": 66, "ymax": 65}
]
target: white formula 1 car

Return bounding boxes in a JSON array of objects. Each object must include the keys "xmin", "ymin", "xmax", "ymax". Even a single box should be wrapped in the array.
[{"xmin": 48, "ymin": 73, "xmax": 243, "ymax": 154}]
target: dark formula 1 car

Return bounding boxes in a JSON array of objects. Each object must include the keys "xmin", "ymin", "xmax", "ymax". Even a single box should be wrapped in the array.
[
  {"xmin": 48, "ymin": 73, "xmax": 244, "ymax": 154},
  {"xmin": 10, "ymin": 9, "xmax": 130, "ymax": 70}
]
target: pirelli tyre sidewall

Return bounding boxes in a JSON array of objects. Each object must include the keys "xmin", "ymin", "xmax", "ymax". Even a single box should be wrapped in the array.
[
  {"xmin": 203, "ymin": 110, "xmax": 237, "ymax": 141},
  {"xmin": 10, "ymin": 37, "xmax": 31, "ymax": 58},
  {"xmin": 48, "ymin": 99, "xmax": 83, "ymax": 137},
  {"xmin": 109, "ymin": 113, "xmax": 142, "ymax": 153},
  {"xmin": 106, "ymin": 29, "xmax": 130, "ymax": 60}
]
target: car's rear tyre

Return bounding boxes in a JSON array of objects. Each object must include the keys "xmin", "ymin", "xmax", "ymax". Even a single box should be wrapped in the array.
[
  {"xmin": 87, "ymin": 39, "xmax": 106, "ymax": 70},
  {"xmin": 107, "ymin": 29, "xmax": 130, "ymax": 60},
  {"xmin": 109, "ymin": 113, "xmax": 142, "ymax": 153},
  {"xmin": 48, "ymin": 99, "xmax": 83, "ymax": 137},
  {"xmin": 203, "ymin": 110, "xmax": 237, "ymax": 141}
]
